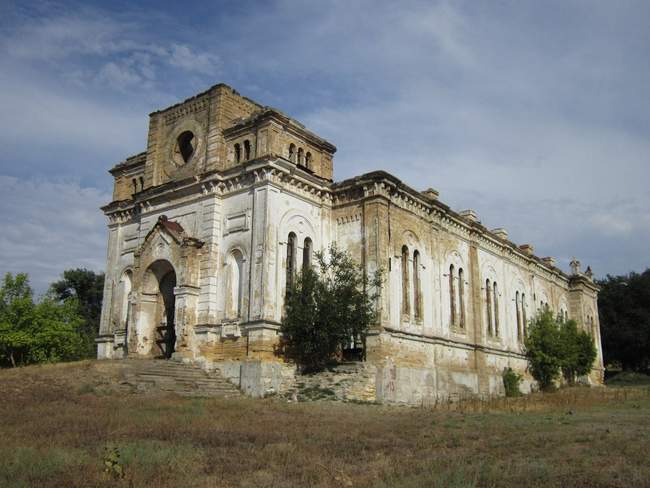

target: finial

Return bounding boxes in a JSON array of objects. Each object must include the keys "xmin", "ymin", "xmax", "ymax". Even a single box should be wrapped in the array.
[{"xmin": 570, "ymin": 258, "xmax": 581, "ymax": 275}]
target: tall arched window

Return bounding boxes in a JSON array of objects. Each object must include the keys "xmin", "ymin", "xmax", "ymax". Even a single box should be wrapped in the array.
[
  {"xmin": 139, "ymin": 176, "xmax": 144, "ymax": 191},
  {"xmin": 493, "ymin": 282, "xmax": 499, "ymax": 337},
  {"xmin": 413, "ymin": 250, "xmax": 421, "ymax": 320},
  {"xmin": 458, "ymin": 268, "xmax": 465, "ymax": 328},
  {"xmin": 515, "ymin": 291, "xmax": 521, "ymax": 340},
  {"xmin": 305, "ymin": 152, "xmax": 312, "ymax": 170},
  {"xmin": 522, "ymin": 293, "xmax": 527, "ymax": 337},
  {"xmin": 302, "ymin": 237, "xmax": 312, "ymax": 272},
  {"xmin": 289, "ymin": 143, "xmax": 296, "ymax": 162},
  {"xmin": 226, "ymin": 250, "xmax": 243, "ymax": 319},
  {"xmin": 234, "ymin": 143, "xmax": 241, "ymax": 163},
  {"xmin": 131, "ymin": 178, "xmax": 137, "ymax": 194},
  {"xmin": 297, "ymin": 147, "xmax": 304, "ymax": 165},
  {"xmin": 244, "ymin": 140, "xmax": 251, "ymax": 160},
  {"xmin": 486, "ymin": 279, "xmax": 493, "ymax": 336},
  {"xmin": 449, "ymin": 265, "xmax": 456, "ymax": 326},
  {"xmin": 286, "ymin": 233, "xmax": 296, "ymax": 295},
  {"xmin": 401, "ymin": 246, "xmax": 410, "ymax": 317}
]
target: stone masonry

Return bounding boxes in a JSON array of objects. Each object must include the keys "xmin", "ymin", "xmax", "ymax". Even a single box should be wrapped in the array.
[{"xmin": 96, "ymin": 83, "xmax": 604, "ymax": 404}]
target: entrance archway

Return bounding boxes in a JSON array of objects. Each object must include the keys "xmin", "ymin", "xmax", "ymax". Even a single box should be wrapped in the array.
[{"xmin": 143, "ymin": 260, "xmax": 177, "ymax": 359}]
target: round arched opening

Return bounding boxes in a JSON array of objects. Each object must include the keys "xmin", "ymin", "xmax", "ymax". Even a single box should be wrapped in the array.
[{"xmin": 143, "ymin": 260, "xmax": 177, "ymax": 359}]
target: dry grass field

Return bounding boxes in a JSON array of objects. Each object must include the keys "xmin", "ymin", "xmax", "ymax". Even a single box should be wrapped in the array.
[{"xmin": 1, "ymin": 361, "xmax": 649, "ymax": 488}]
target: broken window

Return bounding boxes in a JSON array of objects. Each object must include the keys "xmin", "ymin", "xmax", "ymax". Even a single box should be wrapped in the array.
[
  {"xmin": 458, "ymin": 268, "xmax": 465, "ymax": 328},
  {"xmin": 234, "ymin": 143, "xmax": 241, "ymax": 163},
  {"xmin": 401, "ymin": 246, "xmax": 410, "ymax": 317},
  {"xmin": 413, "ymin": 250, "xmax": 421, "ymax": 320},
  {"xmin": 449, "ymin": 265, "xmax": 456, "ymax": 326},
  {"xmin": 302, "ymin": 237, "xmax": 312, "ymax": 272},
  {"xmin": 286, "ymin": 232, "xmax": 296, "ymax": 295},
  {"xmin": 244, "ymin": 140, "xmax": 251, "ymax": 160},
  {"xmin": 177, "ymin": 131, "xmax": 195, "ymax": 163}
]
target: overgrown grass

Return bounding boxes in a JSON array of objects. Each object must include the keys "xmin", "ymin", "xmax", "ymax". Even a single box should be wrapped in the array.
[{"xmin": 1, "ymin": 361, "xmax": 649, "ymax": 487}]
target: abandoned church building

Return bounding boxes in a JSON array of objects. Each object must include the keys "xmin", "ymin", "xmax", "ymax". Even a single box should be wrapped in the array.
[{"xmin": 96, "ymin": 83, "xmax": 604, "ymax": 403}]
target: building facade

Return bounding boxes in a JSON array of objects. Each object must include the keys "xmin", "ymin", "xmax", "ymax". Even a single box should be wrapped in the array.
[{"xmin": 97, "ymin": 84, "xmax": 603, "ymax": 403}]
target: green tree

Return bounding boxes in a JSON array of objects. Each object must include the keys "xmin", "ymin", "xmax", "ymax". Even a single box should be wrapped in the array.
[
  {"xmin": 524, "ymin": 310, "xmax": 597, "ymax": 390},
  {"xmin": 597, "ymin": 269, "xmax": 650, "ymax": 371},
  {"xmin": 559, "ymin": 319, "xmax": 597, "ymax": 385},
  {"xmin": 0, "ymin": 272, "xmax": 86, "ymax": 367},
  {"xmin": 50, "ymin": 268, "xmax": 105, "ymax": 357},
  {"xmin": 281, "ymin": 244, "xmax": 382, "ymax": 372},
  {"xmin": 524, "ymin": 310, "xmax": 564, "ymax": 390}
]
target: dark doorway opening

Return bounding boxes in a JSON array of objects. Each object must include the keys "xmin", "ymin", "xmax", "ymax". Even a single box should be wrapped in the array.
[{"xmin": 157, "ymin": 270, "xmax": 177, "ymax": 359}]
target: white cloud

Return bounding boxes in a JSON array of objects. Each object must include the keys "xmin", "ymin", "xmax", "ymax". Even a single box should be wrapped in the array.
[
  {"xmin": 0, "ymin": 176, "xmax": 110, "ymax": 296},
  {"xmin": 168, "ymin": 44, "xmax": 220, "ymax": 75}
]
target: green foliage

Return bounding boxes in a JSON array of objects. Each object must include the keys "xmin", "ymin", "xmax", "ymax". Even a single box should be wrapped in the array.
[
  {"xmin": 502, "ymin": 367, "xmax": 522, "ymax": 397},
  {"xmin": 524, "ymin": 310, "xmax": 597, "ymax": 390},
  {"xmin": 559, "ymin": 319, "xmax": 597, "ymax": 384},
  {"xmin": 597, "ymin": 269, "xmax": 650, "ymax": 371},
  {"xmin": 49, "ymin": 268, "xmax": 105, "ymax": 357},
  {"xmin": 281, "ymin": 244, "xmax": 382, "ymax": 372},
  {"xmin": 102, "ymin": 446, "xmax": 125, "ymax": 480},
  {"xmin": 0, "ymin": 272, "xmax": 87, "ymax": 367}
]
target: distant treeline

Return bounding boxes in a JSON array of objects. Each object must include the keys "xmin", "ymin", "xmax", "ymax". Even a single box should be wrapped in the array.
[{"xmin": 597, "ymin": 268, "xmax": 650, "ymax": 372}]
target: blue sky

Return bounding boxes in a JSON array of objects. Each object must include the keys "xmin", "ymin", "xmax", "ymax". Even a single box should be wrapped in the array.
[{"xmin": 1, "ymin": 0, "xmax": 649, "ymax": 294}]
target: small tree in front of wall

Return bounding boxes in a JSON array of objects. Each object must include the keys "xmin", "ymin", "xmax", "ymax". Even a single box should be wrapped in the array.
[
  {"xmin": 280, "ymin": 244, "xmax": 382, "ymax": 373},
  {"xmin": 524, "ymin": 310, "xmax": 597, "ymax": 390},
  {"xmin": 524, "ymin": 310, "xmax": 565, "ymax": 390},
  {"xmin": 559, "ymin": 319, "xmax": 597, "ymax": 385}
]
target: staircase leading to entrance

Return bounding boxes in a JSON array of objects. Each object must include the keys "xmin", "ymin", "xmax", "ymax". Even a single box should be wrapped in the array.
[{"xmin": 121, "ymin": 359, "xmax": 241, "ymax": 398}]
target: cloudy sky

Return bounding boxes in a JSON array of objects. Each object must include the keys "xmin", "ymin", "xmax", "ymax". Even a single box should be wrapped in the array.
[{"xmin": 1, "ymin": 0, "xmax": 649, "ymax": 295}]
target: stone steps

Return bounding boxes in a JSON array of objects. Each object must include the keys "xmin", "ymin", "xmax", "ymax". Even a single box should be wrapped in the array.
[{"xmin": 121, "ymin": 359, "xmax": 241, "ymax": 398}]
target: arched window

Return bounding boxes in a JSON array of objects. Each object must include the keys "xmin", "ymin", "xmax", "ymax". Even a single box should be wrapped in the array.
[
  {"xmin": 565, "ymin": 310, "xmax": 569, "ymax": 322},
  {"xmin": 522, "ymin": 293, "xmax": 528, "ymax": 336},
  {"xmin": 286, "ymin": 233, "xmax": 296, "ymax": 295},
  {"xmin": 244, "ymin": 140, "xmax": 251, "ymax": 160},
  {"xmin": 289, "ymin": 143, "xmax": 296, "ymax": 162},
  {"xmin": 132, "ymin": 178, "xmax": 137, "ymax": 194},
  {"xmin": 458, "ymin": 268, "xmax": 465, "ymax": 328},
  {"xmin": 413, "ymin": 250, "xmax": 421, "ymax": 320},
  {"xmin": 139, "ymin": 176, "xmax": 144, "ymax": 191},
  {"xmin": 449, "ymin": 265, "xmax": 456, "ymax": 326},
  {"xmin": 302, "ymin": 237, "xmax": 312, "ymax": 272},
  {"xmin": 305, "ymin": 152, "xmax": 312, "ymax": 170},
  {"xmin": 486, "ymin": 279, "xmax": 493, "ymax": 336},
  {"xmin": 297, "ymin": 147, "xmax": 304, "ymax": 165},
  {"xmin": 516, "ymin": 291, "xmax": 522, "ymax": 340},
  {"xmin": 234, "ymin": 143, "xmax": 241, "ymax": 163},
  {"xmin": 493, "ymin": 282, "xmax": 499, "ymax": 337},
  {"xmin": 401, "ymin": 246, "xmax": 410, "ymax": 317},
  {"xmin": 226, "ymin": 250, "xmax": 244, "ymax": 319}
]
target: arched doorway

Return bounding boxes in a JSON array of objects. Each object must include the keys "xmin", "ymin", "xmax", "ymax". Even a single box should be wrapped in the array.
[{"xmin": 143, "ymin": 260, "xmax": 177, "ymax": 359}]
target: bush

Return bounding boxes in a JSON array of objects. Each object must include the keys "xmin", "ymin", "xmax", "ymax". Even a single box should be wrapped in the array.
[
  {"xmin": 280, "ymin": 244, "xmax": 382, "ymax": 372},
  {"xmin": 524, "ymin": 310, "xmax": 597, "ymax": 390},
  {"xmin": 502, "ymin": 367, "xmax": 522, "ymax": 397}
]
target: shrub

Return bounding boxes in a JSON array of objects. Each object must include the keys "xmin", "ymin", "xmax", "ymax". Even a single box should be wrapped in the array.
[
  {"xmin": 280, "ymin": 244, "xmax": 382, "ymax": 372},
  {"xmin": 502, "ymin": 367, "xmax": 522, "ymax": 397}
]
